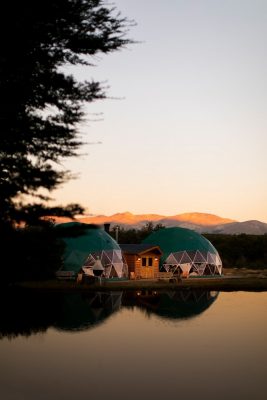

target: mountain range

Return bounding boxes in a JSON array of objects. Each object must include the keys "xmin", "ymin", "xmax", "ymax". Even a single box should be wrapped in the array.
[{"xmin": 54, "ymin": 212, "xmax": 267, "ymax": 234}]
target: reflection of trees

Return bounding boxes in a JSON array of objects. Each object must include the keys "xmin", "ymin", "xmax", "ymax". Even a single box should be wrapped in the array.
[
  {"xmin": 0, "ymin": 290, "xmax": 122, "ymax": 339},
  {"xmin": 123, "ymin": 290, "xmax": 218, "ymax": 320},
  {"xmin": 0, "ymin": 289, "xmax": 59, "ymax": 339}
]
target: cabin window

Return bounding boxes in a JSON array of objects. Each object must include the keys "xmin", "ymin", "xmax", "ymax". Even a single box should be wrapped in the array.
[{"xmin": 141, "ymin": 257, "xmax": 153, "ymax": 267}]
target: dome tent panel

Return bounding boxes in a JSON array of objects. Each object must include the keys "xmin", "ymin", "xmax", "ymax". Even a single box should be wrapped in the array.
[
  {"xmin": 192, "ymin": 263, "xmax": 206, "ymax": 276},
  {"xmin": 84, "ymin": 254, "xmax": 96, "ymax": 267},
  {"xmin": 179, "ymin": 251, "xmax": 193, "ymax": 264},
  {"xmin": 193, "ymin": 250, "xmax": 207, "ymax": 263},
  {"xmin": 165, "ymin": 253, "xmax": 179, "ymax": 265},
  {"xmin": 101, "ymin": 251, "xmax": 113, "ymax": 266},
  {"xmin": 113, "ymin": 263, "xmax": 123, "ymax": 277},
  {"xmin": 112, "ymin": 251, "xmax": 124, "ymax": 264},
  {"xmin": 172, "ymin": 252, "xmax": 184, "ymax": 264},
  {"xmin": 215, "ymin": 254, "xmax": 222, "ymax": 266},
  {"xmin": 217, "ymin": 264, "xmax": 223, "ymax": 275},
  {"xmin": 180, "ymin": 263, "xmax": 191, "ymax": 277},
  {"xmin": 207, "ymin": 252, "xmax": 216, "ymax": 264}
]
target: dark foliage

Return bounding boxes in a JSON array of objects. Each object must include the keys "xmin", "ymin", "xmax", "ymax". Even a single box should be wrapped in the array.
[
  {"xmin": 109, "ymin": 222, "xmax": 165, "ymax": 244},
  {"xmin": 55, "ymin": 222, "xmax": 100, "ymax": 237},
  {"xmin": 0, "ymin": 0, "xmax": 132, "ymax": 227},
  {"xmin": 1, "ymin": 222, "xmax": 65, "ymax": 283},
  {"xmin": 0, "ymin": 289, "xmax": 60, "ymax": 339},
  {"xmin": 204, "ymin": 233, "xmax": 267, "ymax": 269}
]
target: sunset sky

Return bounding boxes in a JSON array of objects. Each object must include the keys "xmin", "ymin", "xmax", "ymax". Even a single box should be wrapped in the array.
[{"xmin": 51, "ymin": 0, "xmax": 267, "ymax": 222}]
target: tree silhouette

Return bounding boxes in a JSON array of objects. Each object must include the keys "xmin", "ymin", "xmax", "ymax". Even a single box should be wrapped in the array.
[{"xmin": 0, "ymin": 0, "xmax": 132, "ymax": 227}]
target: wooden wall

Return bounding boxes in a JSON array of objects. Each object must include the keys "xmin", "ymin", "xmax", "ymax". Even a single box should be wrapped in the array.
[{"xmin": 124, "ymin": 251, "xmax": 160, "ymax": 279}]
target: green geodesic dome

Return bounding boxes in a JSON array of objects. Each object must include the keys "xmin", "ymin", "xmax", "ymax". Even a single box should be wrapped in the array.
[
  {"xmin": 143, "ymin": 227, "xmax": 217, "ymax": 259},
  {"xmin": 142, "ymin": 227, "xmax": 222, "ymax": 276},
  {"xmin": 56, "ymin": 222, "xmax": 127, "ymax": 277}
]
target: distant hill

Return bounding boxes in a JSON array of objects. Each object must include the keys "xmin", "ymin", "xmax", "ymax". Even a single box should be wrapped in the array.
[
  {"xmin": 211, "ymin": 220, "xmax": 267, "ymax": 235},
  {"xmin": 51, "ymin": 212, "xmax": 267, "ymax": 235},
  {"xmin": 68, "ymin": 211, "xmax": 234, "ymax": 228}
]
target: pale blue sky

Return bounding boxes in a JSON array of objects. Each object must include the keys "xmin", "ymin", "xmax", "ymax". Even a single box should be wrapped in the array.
[{"xmin": 52, "ymin": 0, "xmax": 267, "ymax": 222}]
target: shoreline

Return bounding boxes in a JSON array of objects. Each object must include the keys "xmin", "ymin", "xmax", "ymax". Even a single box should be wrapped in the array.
[{"xmin": 10, "ymin": 268, "xmax": 267, "ymax": 292}]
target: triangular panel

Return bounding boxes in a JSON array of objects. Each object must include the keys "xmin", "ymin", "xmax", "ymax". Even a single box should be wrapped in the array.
[
  {"xmin": 83, "ymin": 254, "xmax": 96, "ymax": 267},
  {"xmin": 165, "ymin": 253, "xmax": 179, "ymax": 264},
  {"xmin": 215, "ymin": 254, "xmax": 222, "ymax": 266},
  {"xmin": 101, "ymin": 251, "xmax": 112, "ymax": 266},
  {"xmin": 172, "ymin": 252, "xmax": 184, "ymax": 263},
  {"xmin": 113, "ymin": 263, "xmax": 123, "ymax": 278},
  {"xmin": 112, "ymin": 251, "xmax": 123, "ymax": 264},
  {"xmin": 195, "ymin": 263, "xmax": 206, "ymax": 275},
  {"xmin": 207, "ymin": 252, "xmax": 216, "ymax": 264},
  {"xmin": 180, "ymin": 251, "xmax": 193, "ymax": 264},
  {"xmin": 193, "ymin": 250, "xmax": 207, "ymax": 263}
]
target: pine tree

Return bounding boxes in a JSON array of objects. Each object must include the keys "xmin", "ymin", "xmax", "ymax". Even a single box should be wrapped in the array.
[{"xmin": 0, "ymin": 0, "xmax": 132, "ymax": 227}]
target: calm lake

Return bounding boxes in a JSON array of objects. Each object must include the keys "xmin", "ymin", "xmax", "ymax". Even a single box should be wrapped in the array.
[{"xmin": 1, "ymin": 289, "xmax": 267, "ymax": 400}]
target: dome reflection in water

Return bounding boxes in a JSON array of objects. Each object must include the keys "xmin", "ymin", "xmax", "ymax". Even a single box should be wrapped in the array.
[
  {"xmin": 0, "ymin": 289, "xmax": 217, "ymax": 338},
  {"xmin": 54, "ymin": 291, "xmax": 123, "ymax": 332},
  {"xmin": 1, "ymin": 290, "xmax": 267, "ymax": 400},
  {"xmin": 124, "ymin": 290, "xmax": 218, "ymax": 320}
]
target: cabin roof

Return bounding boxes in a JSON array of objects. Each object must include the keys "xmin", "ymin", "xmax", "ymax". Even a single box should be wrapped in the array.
[{"xmin": 120, "ymin": 243, "xmax": 162, "ymax": 256}]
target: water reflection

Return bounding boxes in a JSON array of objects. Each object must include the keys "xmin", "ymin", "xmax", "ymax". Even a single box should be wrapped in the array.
[
  {"xmin": 125, "ymin": 290, "xmax": 218, "ymax": 320},
  {"xmin": 0, "ymin": 290, "xmax": 58, "ymax": 339},
  {"xmin": 54, "ymin": 292, "xmax": 122, "ymax": 332},
  {"xmin": 0, "ymin": 290, "xmax": 122, "ymax": 339},
  {"xmin": 0, "ymin": 289, "xmax": 218, "ymax": 339},
  {"xmin": 1, "ymin": 291, "xmax": 267, "ymax": 400}
]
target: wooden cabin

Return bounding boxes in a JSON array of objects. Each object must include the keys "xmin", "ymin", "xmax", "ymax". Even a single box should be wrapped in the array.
[{"xmin": 120, "ymin": 244, "xmax": 162, "ymax": 279}]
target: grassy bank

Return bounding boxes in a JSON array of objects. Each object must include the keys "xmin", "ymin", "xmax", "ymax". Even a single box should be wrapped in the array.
[{"xmin": 12, "ymin": 268, "xmax": 267, "ymax": 292}]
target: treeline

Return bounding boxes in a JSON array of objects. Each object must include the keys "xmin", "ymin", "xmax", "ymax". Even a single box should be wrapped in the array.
[
  {"xmin": 110, "ymin": 224, "xmax": 267, "ymax": 269},
  {"xmin": 1, "ymin": 222, "xmax": 64, "ymax": 283},
  {"xmin": 203, "ymin": 233, "xmax": 267, "ymax": 269},
  {"xmin": 109, "ymin": 222, "xmax": 165, "ymax": 244},
  {"xmin": 1, "ymin": 222, "xmax": 105, "ymax": 284}
]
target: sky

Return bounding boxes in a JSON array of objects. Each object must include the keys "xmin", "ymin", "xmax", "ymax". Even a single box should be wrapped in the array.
[{"xmin": 51, "ymin": 0, "xmax": 267, "ymax": 222}]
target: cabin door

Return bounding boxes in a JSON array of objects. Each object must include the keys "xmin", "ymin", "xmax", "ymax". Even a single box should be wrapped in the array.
[{"xmin": 140, "ymin": 257, "xmax": 154, "ymax": 279}]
